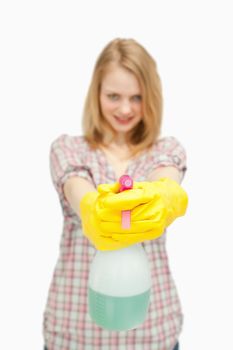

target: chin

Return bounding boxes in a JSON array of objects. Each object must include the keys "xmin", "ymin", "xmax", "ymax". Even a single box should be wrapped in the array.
[{"xmin": 112, "ymin": 124, "xmax": 136, "ymax": 133}]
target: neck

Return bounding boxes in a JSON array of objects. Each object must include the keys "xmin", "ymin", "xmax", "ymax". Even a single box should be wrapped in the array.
[{"xmin": 103, "ymin": 132, "xmax": 128, "ymax": 147}]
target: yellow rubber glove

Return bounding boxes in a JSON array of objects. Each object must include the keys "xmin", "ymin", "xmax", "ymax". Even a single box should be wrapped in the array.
[
  {"xmin": 97, "ymin": 178, "xmax": 188, "ymax": 244},
  {"xmin": 79, "ymin": 191, "xmax": 127, "ymax": 251}
]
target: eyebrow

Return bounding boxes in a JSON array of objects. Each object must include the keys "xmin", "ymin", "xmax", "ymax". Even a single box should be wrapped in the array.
[{"xmin": 104, "ymin": 89, "xmax": 141, "ymax": 95}]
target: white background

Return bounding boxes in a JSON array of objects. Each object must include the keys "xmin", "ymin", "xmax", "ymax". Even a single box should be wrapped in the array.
[{"xmin": 0, "ymin": 1, "xmax": 233, "ymax": 349}]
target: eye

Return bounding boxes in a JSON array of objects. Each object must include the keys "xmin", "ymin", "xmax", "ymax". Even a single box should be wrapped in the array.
[
  {"xmin": 108, "ymin": 94, "xmax": 119, "ymax": 101},
  {"xmin": 132, "ymin": 95, "xmax": 142, "ymax": 101}
]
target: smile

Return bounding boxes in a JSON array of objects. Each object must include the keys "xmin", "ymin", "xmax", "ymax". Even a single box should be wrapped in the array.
[{"xmin": 114, "ymin": 115, "xmax": 134, "ymax": 124}]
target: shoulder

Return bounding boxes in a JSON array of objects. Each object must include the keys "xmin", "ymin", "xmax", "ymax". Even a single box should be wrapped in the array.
[
  {"xmin": 153, "ymin": 136, "xmax": 186, "ymax": 153},
  {"xmin": 149, "ymin": 135, "xmax": 187, "ymax": 171},
  {"xmin": 50, "ymin": 133, "xmax": 91, "ymax": 153}
]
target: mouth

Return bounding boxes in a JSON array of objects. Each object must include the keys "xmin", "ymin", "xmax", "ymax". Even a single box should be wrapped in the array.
[{"xmin": 114, "ymin": 115, "xmax": 134, "ymax": 125}]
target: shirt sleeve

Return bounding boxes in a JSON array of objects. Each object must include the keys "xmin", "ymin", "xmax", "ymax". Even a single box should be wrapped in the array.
[
  {"xmin": 49, "ymin": 134, "xmax": 93, "ymax": 202},
  {"xmin": 149, "ymin": 136, "xmax": 187, "ymax": 180}
]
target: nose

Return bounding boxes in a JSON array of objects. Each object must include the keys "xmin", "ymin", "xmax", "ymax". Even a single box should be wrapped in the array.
[{"xmin": 118, "ymin": 99, "xmax": 132, "ymax": 117}]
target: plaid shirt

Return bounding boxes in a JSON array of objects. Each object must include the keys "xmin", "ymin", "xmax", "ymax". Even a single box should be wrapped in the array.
[{"xmin": 43, "ymin": 134, "xmax": 187, "ymax": 350}]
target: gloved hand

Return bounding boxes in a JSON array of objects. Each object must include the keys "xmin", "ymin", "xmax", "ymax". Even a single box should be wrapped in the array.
[
  {"xmin": 79, "ymin": 188, "xmax": 164, "ymax": 251},
  {"xmin": 80, "ymin": 191, "xmax": 129, "ymax": 251},
  {"xmin": 97, "ymin": 178, "xmax": 188, "ymax": 244},
  {"xmin": 80, "ymin": 178, "xmax": 188, "ymax": 250}
]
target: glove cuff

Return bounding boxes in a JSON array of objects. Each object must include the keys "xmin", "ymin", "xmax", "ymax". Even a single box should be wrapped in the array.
[{"xmin": 155, "ymin": 177, "xmax": 188, "ymax": 226}]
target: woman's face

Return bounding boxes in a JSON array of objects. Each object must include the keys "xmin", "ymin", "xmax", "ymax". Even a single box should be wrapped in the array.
[{"xmin": 99, "ymin": 65, "xmax": 143, "ymax": 136}]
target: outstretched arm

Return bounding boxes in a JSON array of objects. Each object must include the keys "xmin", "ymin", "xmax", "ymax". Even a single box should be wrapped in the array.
[
  {"xmin": 147, "ymin": 166, "xmax": 182, "ymax": 184},
  {"xmin": 64, "ymin": 177, "xmax": 96, "ymax": 217}
]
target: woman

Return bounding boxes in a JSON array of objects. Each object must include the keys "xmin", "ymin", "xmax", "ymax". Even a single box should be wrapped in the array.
[{"xmin": 43, "ymin": 38, "xmax": 188, "ymax": 350}]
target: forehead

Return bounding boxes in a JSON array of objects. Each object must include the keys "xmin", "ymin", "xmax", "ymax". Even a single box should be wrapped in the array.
[{"xmin": 101, "ymin": 65, "xmax": 141, "ymax": 94}]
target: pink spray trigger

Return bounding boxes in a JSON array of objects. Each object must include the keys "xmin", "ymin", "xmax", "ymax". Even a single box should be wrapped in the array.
[{"xmin": 118, "ymin": 175, "xmax": 133, "ymax": 229}]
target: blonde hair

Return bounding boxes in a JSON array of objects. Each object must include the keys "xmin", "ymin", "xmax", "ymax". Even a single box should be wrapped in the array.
[{"xmin": 82, "ymin": 38, "xmax": 163, "ymax": 157}]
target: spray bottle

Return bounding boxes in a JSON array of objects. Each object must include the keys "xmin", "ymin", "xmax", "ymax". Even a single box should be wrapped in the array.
[{"xmin": 87, "ymin": 175, "xmax": 152, "ymax": 331}]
